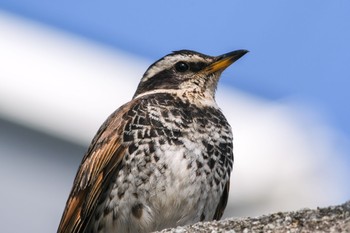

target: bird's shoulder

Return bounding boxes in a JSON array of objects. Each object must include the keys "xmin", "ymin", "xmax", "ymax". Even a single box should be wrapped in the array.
[
  {"xmin": 57, "ymin": 97, "xmax": 145, "ymax": 233},
  {"xmin": 57, "ymin": 92, "xmax": 192, "ymax": 233}
]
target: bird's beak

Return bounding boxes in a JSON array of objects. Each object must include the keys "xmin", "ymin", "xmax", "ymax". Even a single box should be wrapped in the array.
[{"xmin": 206, "ymin": 50, "xmax": 249, "ymax": 73}]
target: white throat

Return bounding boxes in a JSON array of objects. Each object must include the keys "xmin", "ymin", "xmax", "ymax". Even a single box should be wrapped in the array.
[{"xmin": 133, "ymin": 89, "xmax": 219, "ymax": 108}]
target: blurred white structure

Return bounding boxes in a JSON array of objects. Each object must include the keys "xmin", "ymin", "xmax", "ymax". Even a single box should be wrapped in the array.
[{"xmin": 0, "ymin": 12, "xmax": 348, "ymax": 233}]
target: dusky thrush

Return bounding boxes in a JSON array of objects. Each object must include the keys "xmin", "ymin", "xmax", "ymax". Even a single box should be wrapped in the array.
[{"xmin": 57, "ymin": 49, "xmax": 248, "ymax": 233}]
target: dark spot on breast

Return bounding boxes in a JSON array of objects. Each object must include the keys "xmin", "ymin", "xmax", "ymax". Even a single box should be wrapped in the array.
[
  {"xmin": 131, "ymin": 203, "xmax": 143, "ymax": 219},
  {"xmin": 133, "ymin": 116, "xmax": 140, "ymax": 125},
  {"xmin": 161, "ymin": 110, "xmax": 169, "ymax": 118},
  {"xmin": 159, "ymin": 138, "xmax": 166, "ymax": 145},
  {"xmin": 150, "ymin": 118, "xmax": 163, "ymax": 127},
  {"xmin": 138, "ymin": 116, "xmax": 147, "ymax": 125},
  {"xmin": 200, "ymin": 213, "xmax": 206, "ymax": 221},
  {"xmin": 196, "ymin": 160, "xmax": 203, "ymax": 169},
  {"xmin": 128, "ymin": 107, "xmax": 137, "ymax": 117},
  {"xmin": 128, "ymin": 143, "xmax": 138, "ymax": 154},
  {"xmin": 187, "ymin": 162, "xmax": 192, "ymax": 169},
  {"xmin": 123, "ymin": 132, "xmax": 134, "ymax": 142},
  {"xmin": 172, "ymin": 130, "xmax": 182, "ymax": 138},
  {"xmin": 157, "ymin": 129, "xmax": 165, "ymax": 136},
  {"xmin": 146, "ymin": 169, "xmax": 153, "ymax": 176},
  {"xmin": 150, "ymin": 129, "xmax": 158, "ymax": 137},
  {"xmin": 154, "ymin": 155, "xmax": 160, "ymax": 162},
  {"xmin": 118, "ymin": 191, "xmax": 125, "ymax": 199},
  {"xmin": 219, "ymin": 142, "xmax": 227, "ymax": 150},
  {"xmin": 149, "ymin": 144, "xmax": 156, "ymax": 154},
  {"xmin": 219, "ymin": 154, "xmax": 226, "ymax": 166},
  {"xmin": 124, "ymin": 122, "xmax": 131, "ymax": 131},
  {"xmin": 214, "ymin": 177, "xmax": 220, "ymax": 186},
  {"xmin": 208, "ymin": 158, "xmax": 216, "ymax": 169},
  {"xmin": 171, "ymin": 109, "xmax": 181, "ymax": 117},
  {"xmin": 140, "ymin": 174, "xmax": 149, "ymax": 182},
  {"xmin": 173, "ymin": 139, "xmax": 183, "ymax": 145},
  {"xmin": 166, "ymin": 137, "xmax": 174, "ymax": 145},
  {"xmin": 205, "ymin": 142, "xmax": 214, "ymax": 153}
]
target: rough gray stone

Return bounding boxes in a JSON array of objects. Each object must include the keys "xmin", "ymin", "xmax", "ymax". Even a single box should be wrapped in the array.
[{"xmin": 157, "ymin": 201, "xmax": 350, "ymax": 233}]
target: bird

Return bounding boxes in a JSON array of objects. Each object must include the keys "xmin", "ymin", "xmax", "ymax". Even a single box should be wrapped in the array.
[{"xmin": 57, "ymin": 49, "xmax": 248, "ymax": 233}]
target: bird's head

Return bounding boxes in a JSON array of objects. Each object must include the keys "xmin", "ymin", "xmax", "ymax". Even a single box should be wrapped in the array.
[{"xmin": 133, "ymin": 50, "xmax": 248, "ymax": 101}]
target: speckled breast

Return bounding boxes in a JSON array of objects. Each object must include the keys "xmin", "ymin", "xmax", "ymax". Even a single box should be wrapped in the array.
[{"xmin": 90, "ymin": 93, "xmax": 233, "ymax": 233}]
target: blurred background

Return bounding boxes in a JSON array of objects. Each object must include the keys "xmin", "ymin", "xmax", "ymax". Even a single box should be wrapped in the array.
[{"xmin": 0, "ymin": 1, "xmax": 350, "ymax": 232}]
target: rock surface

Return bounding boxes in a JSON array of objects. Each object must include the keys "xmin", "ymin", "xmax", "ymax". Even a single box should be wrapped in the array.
[{"xmin": 157, "ymin": 201, "xmax": 350, "ymax": 233}]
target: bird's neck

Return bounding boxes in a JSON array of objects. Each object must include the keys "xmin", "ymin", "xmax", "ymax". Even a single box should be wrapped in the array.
[{"xmin": 133, "ymin": 88, "xmax": 218, "ymax": 108}]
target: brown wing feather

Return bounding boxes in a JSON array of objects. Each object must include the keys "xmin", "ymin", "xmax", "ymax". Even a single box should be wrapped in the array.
[
  {"xmin": 213, "ymin": 180, "xmax": 230, "ymax": 220},
  {"xmin": 57, "ymin": 100, "xmax": 137, "ymax": 233}
]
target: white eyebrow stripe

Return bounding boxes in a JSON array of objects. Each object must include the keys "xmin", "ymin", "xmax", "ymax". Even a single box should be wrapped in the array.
[{"xmin": 142, "ymin": 54, "xmax": 210, "ymax": 82}]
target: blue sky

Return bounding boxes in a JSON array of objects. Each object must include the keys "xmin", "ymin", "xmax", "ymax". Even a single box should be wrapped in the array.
[{"xmin": 1, "ymin": 1, "xmax": 350, "ymax": 138}]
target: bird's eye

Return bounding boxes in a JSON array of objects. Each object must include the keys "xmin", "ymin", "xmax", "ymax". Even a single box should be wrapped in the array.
[{"xmin": 175, "ymin": 62, "xmax": 189, "ymax": 72}]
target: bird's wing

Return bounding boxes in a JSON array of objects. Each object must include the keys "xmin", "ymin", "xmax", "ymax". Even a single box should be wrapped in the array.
[
  {"xmin": 213, "ymin": 180, "xmax": 230, "ymax": 220},
  {"xmin": 57, "ymin": 100, "xmax": 137, "ymax": 233}
]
